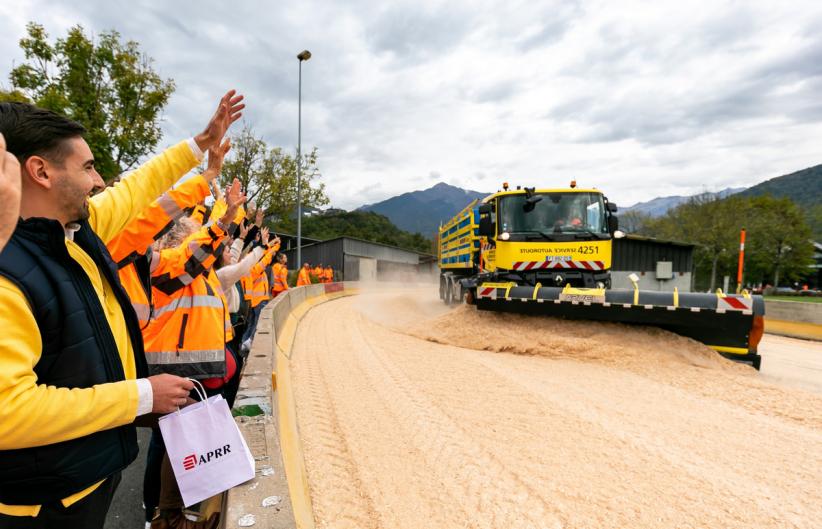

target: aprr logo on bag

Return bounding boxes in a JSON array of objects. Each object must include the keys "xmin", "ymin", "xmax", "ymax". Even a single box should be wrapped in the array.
[
  {"xmin": 183, "ymin": 454, "xmax": 197, "ymax": 470},
  {"xmin": 182, "ymin": 445, "xmax": 232, "ymax": 471}
]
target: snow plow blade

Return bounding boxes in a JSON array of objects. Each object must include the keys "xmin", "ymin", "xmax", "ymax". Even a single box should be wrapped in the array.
[{"xmin": 475, "ymin": 283, "xmax": 765, "ymax": 369}]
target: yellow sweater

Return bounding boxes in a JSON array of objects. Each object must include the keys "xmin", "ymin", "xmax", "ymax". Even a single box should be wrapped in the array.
[{"xmin": 0, "ymin": 140, "xmax": 200, "ymax": 516}]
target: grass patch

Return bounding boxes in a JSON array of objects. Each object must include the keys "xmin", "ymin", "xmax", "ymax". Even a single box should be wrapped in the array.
[
  {"xmin": 232, "ymin": 404, "xmax": 264, "ymax": 417},
  {"xmin": 764, "ymin": 295, "xmax": 822, "ymax": 303}
]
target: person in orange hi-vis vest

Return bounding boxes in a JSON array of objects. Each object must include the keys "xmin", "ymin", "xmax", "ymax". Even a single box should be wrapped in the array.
[
  {"xmin": 323, "ymin": 265, "xmax": 334, "ymax": 283},
  {"xmin": 106, "ymin": 152, "xmax": 224, "ymax": 328},
  {"xmin": 312, "ymin": 263, "xmax": 323, "ymax": 282},
  {"xmin": 142, "ymin": 177, "xmax": 244, "ymax": 380},
  {"xmin": 271, "ymin": 253, "xmax": 289, "ymax": 297},
  {"xmin": 297, "ymin": 262, "xmax": 313, "ymax": 286}
]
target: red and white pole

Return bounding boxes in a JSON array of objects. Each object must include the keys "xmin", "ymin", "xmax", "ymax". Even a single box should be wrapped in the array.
[{"xmin": 736, "ymin": 228, "xmax": 746, "ymax": 293}]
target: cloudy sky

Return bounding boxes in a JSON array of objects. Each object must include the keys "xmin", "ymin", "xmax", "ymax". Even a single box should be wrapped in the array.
[{"xmin": 2, "ymin": 0, "xmax": 822, "ymax": 210}]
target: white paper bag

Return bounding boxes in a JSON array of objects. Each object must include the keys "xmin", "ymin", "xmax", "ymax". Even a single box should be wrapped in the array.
[{"xmin": 158, "ymin": 384, "xmax": 255, "ymax": 507}]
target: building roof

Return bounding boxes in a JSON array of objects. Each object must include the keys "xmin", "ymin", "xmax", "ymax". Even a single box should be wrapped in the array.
[{"xmin": 621, "ymin": 233, "xmax": 695, "ymax": 248}]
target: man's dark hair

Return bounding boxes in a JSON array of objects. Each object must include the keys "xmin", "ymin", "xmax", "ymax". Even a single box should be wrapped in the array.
[{"xmin": 0, "ymin": 102, "xmax": 86, "ymax": 164}]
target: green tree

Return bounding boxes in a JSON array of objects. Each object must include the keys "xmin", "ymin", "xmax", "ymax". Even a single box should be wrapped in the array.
[
  {"xmin": 2, "ymin": 22, "xmax": 174, "ymax": 179},
  {"xmin": 301, "ymin": 210, "xmax": 433, "ymax": 253},
  {"xmin": 641, "ymin": 194, "xmax": 814, "ymax": 289},
  {"xmin": 619, "ymin": 209, "xmax": 651, "ymax": 234},
  {"xmin": 744, "ymin": 196, "xmax": 814, "ymax": 287},
  {"xmin": 643, "ymin": 193, "xmax": 740, "ymax": 291},
  {"xmin": 806, "ymin": 203, "xmax": 822, "ymax": 241},
  {"xmin": 220, "ymin": 124, "xmax": 328, "ymax": 231}
]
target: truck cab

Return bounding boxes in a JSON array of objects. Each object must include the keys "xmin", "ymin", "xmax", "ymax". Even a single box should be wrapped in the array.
[{"xmin": 476, "ymin": 186, "xmax": 619, "ymax": 288}]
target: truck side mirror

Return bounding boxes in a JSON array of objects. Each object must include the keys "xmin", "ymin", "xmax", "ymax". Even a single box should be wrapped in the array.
[
  {"xmin": 478, "ymin": 204, "xmax": 492, "ymax": 214},
  {"xmin": 608, "ymin": 215, "xmax": 619, "ymax": 234},
  {"xmin": 478, "ymin": 215, "xmax": 495, "ymax": 237},
  {"xmin": 606, "ymin": 202, "xmax": 618, "ymax": 213}
]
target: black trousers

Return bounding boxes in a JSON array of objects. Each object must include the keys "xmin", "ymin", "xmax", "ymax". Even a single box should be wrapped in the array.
[{"xmin": 0, "ymin": 472, "xmax": 121, "ymax": 529}]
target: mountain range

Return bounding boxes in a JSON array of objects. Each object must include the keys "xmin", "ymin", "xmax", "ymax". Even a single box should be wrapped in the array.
[
  {"xmin": 735, "ymin": 163, "xmax": 822, "ymax": 211},
  {"xmin": 622, "ymin": 187, "xmax": 746, "ymax": 217},
  {"xmin": 349, "ymin": 164, "xmax": 821, "ymax": 238},
  {"xmin": 358, "ymin": 182, "xmax": 487, "ymax": 236}
]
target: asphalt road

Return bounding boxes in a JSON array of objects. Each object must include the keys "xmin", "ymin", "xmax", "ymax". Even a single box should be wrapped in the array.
[
  {"xmin": 106, "ymin": 427, "xmax": 150, "ymax": 529},
  {"xmin": 759, "ymin": 334, "xmax": 822, "ymax": 394}
]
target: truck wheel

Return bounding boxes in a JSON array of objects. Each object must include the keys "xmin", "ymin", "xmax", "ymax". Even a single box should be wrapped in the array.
[
  {"xmin": 439, "ymin": 278, "xmax": 446, "ymax": 301},
  {"xmin": 444, "ymin": 278, "xmax": 454, "ymax": 305}
]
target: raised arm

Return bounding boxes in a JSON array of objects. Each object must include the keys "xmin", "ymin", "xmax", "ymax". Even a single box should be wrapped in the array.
[
  {"xmin": 106, "ymin": 137, "xmax": 233, "ymax": 265},
  {"xmin": 89, "ymin": 90, "xmax": 244, "ymax": 243}
]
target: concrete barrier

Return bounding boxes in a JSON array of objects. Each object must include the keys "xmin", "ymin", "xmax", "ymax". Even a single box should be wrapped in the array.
[
  {"xmin": 764, "ymin": 300, "xmax": 822, "ymax": 341},
  {"xmin": 223, "ymin": 283, "xmax": 358, "ymax": 529},
  {"xmin": 765, "ymin": 300, "xmax": 822, "ymax": 325}
]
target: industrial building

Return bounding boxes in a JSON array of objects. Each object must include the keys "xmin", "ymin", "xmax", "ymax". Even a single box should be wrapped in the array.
[
  {"xmin": 283, "ymin": 237, "xmax": 436, "ymax": 282},
  {"xmin": 611, "ymin": 234, "xmax": 694, "ymax": 291}
]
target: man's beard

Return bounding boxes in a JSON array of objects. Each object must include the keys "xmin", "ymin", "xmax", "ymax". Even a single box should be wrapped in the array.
[
  {"xmin": 57, "ymin": 180, "xmax": 92, "ymax": 223},
  {"xmin": 68, "ymin": 197, "xmax": 91, "ymax": 222}
]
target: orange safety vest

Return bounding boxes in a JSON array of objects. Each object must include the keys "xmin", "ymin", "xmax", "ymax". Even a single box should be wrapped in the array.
[
  {"xmin": 312, "ymin": 266, "xmax": 322, "ymax": 281},
  {"xmin": 323, "ymin": 267, "xmax": 333, "ymax": 283},
  {"xmin": 143, "ymin": 270, "xmax": 231, "ymax": 379},
  {"xmin": 297, "ymin": 267, "xmax": 312, "ymax": 286},
  {"xmin": 107, "ymin": 175, "xmax": 211, "ymax": 328},
  {"xmin": 143, "ymin": 220, "xmax": 232, "ymax": 379},
  {"xmin": 272, "ymin": 262, "xmax": 289, "ymax": 294},
  {"xmin": 241, "ymin": 245, "xmax": 278, "ymax": 307},
  {"xmin": 189, "ymin": 204, "xmax": 208, "ymax": 225}
]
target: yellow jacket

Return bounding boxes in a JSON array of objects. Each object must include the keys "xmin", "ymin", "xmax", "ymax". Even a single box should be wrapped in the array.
[{"xmin": 0, "ymin": 140, "xmax": 200, "ymax": 516}]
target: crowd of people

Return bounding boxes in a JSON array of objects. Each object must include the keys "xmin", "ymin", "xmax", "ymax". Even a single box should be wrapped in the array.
[
  {"xmin": 0, "ymin": 91, "xmax": 333, "ymax": 528},
  {"xmin": 296, "ymin": 261, "xmax": 334, "ymax": 286}
]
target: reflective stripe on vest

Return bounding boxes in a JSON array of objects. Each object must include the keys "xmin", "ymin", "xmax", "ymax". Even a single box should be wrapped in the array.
[
  {"xmin": 132, "ymin": 302, "xmax": 151, "ymax": 324},
  {"xmin": 156, "ymin": 193, "xmax": 184, "ymax": 219},
  {"xmin": 152, "ymin": 294, "xmax": 224, "ymax": 319},
  {"xmin": 145, "ymin": 348, "xmax": 225, "ymax": 364}
]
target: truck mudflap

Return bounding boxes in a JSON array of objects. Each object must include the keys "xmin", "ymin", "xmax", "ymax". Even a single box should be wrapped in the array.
[{"xmin": 475, "ymin": 284, "xmax": 765, "ymax": 369}]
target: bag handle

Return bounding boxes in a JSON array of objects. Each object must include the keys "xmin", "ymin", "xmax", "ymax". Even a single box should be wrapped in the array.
[
  {"xmin": 184, "ymin": 378, "xmax": 217, "ymax": 425},
  {"xmin": 188, "ymin": 378, "xmax": 207, "ymax": 403},
  {"xmin": 174, "ymin": 378, "xmax": 210, "ymax": 416}
]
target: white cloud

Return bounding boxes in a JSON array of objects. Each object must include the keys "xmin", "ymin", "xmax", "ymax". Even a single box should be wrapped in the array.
[{"xmin": 2, "ymin": 0, "xmax": 821, "ymax": 210}]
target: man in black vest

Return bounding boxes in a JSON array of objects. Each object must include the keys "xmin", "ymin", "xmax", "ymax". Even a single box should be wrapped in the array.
[{"xmin": 0, "ymin": 90, "xmax": 244, "ymax": 528}]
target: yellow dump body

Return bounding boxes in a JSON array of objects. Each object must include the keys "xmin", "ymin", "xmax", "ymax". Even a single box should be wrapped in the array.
[{"xmin": 438, "ymin": 199, "xmax": 480, "ymax": 270}]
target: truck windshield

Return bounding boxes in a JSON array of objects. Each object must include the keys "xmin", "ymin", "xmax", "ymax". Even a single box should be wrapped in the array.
[{"xmin": 498, "ymin": 192, "xmax": 607, "ymax": 236}]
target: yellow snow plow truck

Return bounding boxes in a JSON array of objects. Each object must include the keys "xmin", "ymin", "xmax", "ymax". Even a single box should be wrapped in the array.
[{"xmin": 438, "ymin": 182, "xmax": 765, "ymax": 369}]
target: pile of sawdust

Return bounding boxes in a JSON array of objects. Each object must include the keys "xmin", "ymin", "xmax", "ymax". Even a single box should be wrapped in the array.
[{"xmin": 402, "ymin": 304, "xmax": 745, "ymax": 373}]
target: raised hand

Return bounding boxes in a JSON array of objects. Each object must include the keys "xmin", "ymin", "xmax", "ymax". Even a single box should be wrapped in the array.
[
  {"xmin": 220, "ymin": 178, "xmax": 246, "ymax": 226},
  {"xmin": 209, "ymin": 179, "xmax": 223, "ymax": 201},
  {"xmin": 194, "ymin": 90, "xmax": 245, "ymax": 152},
  {"xmin": 204, "ymin": 138, "xmax": 231, "ymax": 182},
  {"xmin": 239, "ymin": 221, "xmax": 250, "ymax": 239},
  {"xmin": 260, "ymin": 226, "xmax": 270, "ymax": 246}
]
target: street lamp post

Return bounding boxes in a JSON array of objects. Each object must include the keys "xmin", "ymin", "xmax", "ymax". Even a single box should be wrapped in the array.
[{"xmin": 296, "ymin": 49, "xmax": 311, "ymax": 269}]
